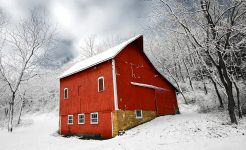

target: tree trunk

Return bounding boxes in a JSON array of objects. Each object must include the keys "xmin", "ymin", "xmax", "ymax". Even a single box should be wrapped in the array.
[
  {"xmin": 178, "ymin": 62, "xmax": 185, "ymax": 83},
  {"xmin": 183, "ymin": 59, "xmax": 193, "ymax": 90},
  {"xmin": 8, "ymin": 93, "xmax": 15, "ymax": 132},
  {"xmin": 226, "ymin": 84, "xmax": 238, "ymax": 124},
  {"xmin": 163, "ymin": 62, "xmax": 188, "ymax": 104},
  {"xmin": 209, "ymin": 76, "xmax": 224, "ymax": 108},
  {"xmin": 216, "ymin": 57, "xmax": 238, "ymax": 124},
  {"xmin": 4, "ymin": 107, "xmax": 8, "ymax": 118},
  {"xmin": 180, "ymin": 92, "xmax": 188, "ymax": 104},
  {"xmin": 172, "ymin": 77, "xmax": 188, "ymax": 104},
  {"xmin": 165, "ymin": 66, "xmax": 188, "ymax": 104},
  {"xmin": 168, "ymin": 68, "xmax": 188, "ymax": 104},
  {"xmin": 186, "ymin": 44, "xmax": 195, "ymax": 67},
  {"xmin": 233, "ymin": 81, "xmax": 242, "ymax": 118},
  {"xmin": 7, "ymin": 102, "xmax": 12, "ymax": 132},
  {"xmin": 174, "ymin": 62, "xmax": 180, "ymax": 81},
  {"xmin": 18, "ymin": 98, "xmax": 24, "ymax": 124},
  {"xmin": 203, "ymin": 81, "xmax": 208, "ymax": 95},
  {"xmin": 219, "ymin": 52, "xmax": 238, "ymax": 124}
]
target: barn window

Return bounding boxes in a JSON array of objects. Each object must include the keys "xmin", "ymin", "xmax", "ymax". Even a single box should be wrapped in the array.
[
  {"xmin": 78, "ymin": 113, "xmax": 85, "ymax": 124},
  {"xmin": 64, "ymin": 88, "xmax": 68, "ymax": 99},
  {"xmin": 135, "ymin": 110, "xmax": 143, "ymax": 119},
  {"xmin": 90, "ymin": 112, "xmax": 98, "ymax": 124},
  {"xmin": 98, "ymin": 77, "xmax": 104, "ymax": 92},
  {"xmin": 68, "ymin": 115, "xmax": 73, "ymax": 124}
]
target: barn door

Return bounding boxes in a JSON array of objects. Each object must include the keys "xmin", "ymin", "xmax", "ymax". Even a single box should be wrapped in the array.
[{"xmin": 155, "ymin": 90, "xmax": 176, "ymax": 116}]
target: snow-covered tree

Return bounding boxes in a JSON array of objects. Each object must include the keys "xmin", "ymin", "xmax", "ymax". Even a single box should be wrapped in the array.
[
  {"xmin": 0, "ymin": 9, "xmax": 56, "ymax": 132},
  {"xmin": 148, "ymin": 0, "xmax": 246, "ymax": 124}
]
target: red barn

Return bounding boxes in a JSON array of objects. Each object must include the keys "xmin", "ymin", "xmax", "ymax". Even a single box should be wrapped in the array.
[{"xmin": 58, "ymin": 35, "xmax": 179, "ymax": 138}]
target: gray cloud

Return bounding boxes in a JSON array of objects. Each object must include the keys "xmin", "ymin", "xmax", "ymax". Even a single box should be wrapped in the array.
[
  {"xmin": 40, "ymin": 38, "xmax": 76, "ymax": 68},
  {"xmin": 0, "ymin": 0, "xmax": 152, "ymax": 66}
]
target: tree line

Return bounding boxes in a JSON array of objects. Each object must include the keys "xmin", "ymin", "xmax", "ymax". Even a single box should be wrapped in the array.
[{"xmin": 147, "ymin": 0, "xmax": 246, "ymax": 124}]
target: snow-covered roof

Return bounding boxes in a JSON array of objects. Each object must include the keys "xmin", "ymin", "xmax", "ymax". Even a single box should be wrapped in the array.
[
  {"xmin": 58, "ymin": 35, "xmax": 142, "ymax": 79},
  {"xmin": 130, "ymin": 82, "xmax": 169, "ymax": 91}
]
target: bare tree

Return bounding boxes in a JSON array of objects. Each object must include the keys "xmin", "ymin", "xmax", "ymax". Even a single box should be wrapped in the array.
[
  {"xmin": 80, "ymin": 35, "xmax": 98, "ymax": 59},
  {"xmin": 0, "ymin": 10, "xmax": 8, "ymax": 120},
  {"xmin": 199, "ymin": 0, "xmax": 246, "ymax": 124},
  {"xmin": 101, "ymin": 35, "xmax": 125, "ymax": 50},
  {"xmin": 147, "ymin": 38, "xmax": 189, "ymax": 104},
  {"xmin": 155, "ymin": 0, "xmax": 246, "ymax": 124},
  {"xmin": 0, "ymin": 9, "xmax": 56, "ymax": 132}
]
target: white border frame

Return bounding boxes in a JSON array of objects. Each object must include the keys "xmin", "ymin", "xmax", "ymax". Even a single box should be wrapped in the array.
[
  {"xmin": 64, "ymin": 88, "xmax": 68, "ymax": 99},
  {"xmin": 98, "ymin": 77, "xmax": 105, "ymax": 92},
  {"xmin": 90, "ymin": 112, "xmax": 98, "ymax": 124},
  {"xmin": 67, "ymin": 115, "xmax": 73, "ymax": 125},
  {"xmin": 78, "ymin": 113, "xmax": 85, "ymax": 124},
  {"xmin": 135, "ymin": 110, "xmax": 143, "ymax": 119}
]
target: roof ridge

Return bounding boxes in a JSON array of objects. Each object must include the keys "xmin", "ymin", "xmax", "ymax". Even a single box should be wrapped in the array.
[{"xmin": 58, "ymin": 35, "xmax": 142, "ymax": 79}]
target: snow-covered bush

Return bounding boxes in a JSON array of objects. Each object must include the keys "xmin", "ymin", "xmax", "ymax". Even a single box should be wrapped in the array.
[
  {"xmin": 177, "ymin": 81, "xmax": 222, "ymax": 113},
  {"xmin": 183, "ymin": 90, "xmax": 218, "ymax": 113},
  {"xmin": 21, "ymin": 69, "xmax": 60, "ymax": 113},
  {"xmin": 179, "ymin": 82, "xmax": 191, "ymax": 93}
]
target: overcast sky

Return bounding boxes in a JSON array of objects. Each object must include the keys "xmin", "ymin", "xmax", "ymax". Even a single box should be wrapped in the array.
[{"xmin": 0, "ymin": 0, "xmax": 152, "ymax": 66}]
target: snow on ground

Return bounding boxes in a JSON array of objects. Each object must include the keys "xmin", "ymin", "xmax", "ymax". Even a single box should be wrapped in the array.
[{"xmin": 0, "ymin": 105, "xmax": 246, "ymax": 150}]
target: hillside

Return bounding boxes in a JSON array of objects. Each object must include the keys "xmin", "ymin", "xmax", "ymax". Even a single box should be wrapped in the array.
[{"xmin": 0, "ymin": 104, "xmax": 245, "ymax": 150}]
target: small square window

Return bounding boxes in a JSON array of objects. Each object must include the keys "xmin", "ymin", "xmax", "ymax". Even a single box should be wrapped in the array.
[
  {"xmin": 98, "ymin": 77, "xmax": 104, "ymax": 92},
  {"xmin": 64, "ymin": 88, "xmax": 68, "ymax": 99},
  {"xmin": 78, "ymin": 114, "xmax": 85, "ymax": 124},
  {"xmin": 68, "ymin": 115, "xmax": 73, "ymax": 124},
  {"xmin": 135, "ymin": 110, "xmax": 143, "ymax": 119},
  {"xmin": 90, "ymin": 112, "xmax": 98, "ymax": 124}
]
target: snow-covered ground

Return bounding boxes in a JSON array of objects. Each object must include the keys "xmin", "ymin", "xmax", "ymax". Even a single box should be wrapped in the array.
[{"xmin": 0, "ymin": 105, "xmax": 246, "ymax": 150}]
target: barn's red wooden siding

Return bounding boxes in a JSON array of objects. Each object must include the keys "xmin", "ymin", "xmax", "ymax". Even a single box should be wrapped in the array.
[
  {"xmin": 60, "ymin": 61, "xmax": 114, "ymax": 138},
  {"xmin": 59, "ymin": 35, "xmax": 178, "ymax": 138},
  {"xmin": 114, "ymin": 37, "xmax": 178, "ymax": 115}
]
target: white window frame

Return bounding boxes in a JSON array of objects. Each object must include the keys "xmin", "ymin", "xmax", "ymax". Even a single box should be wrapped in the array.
[
  {"xmin": 78, "ymin": 113, "xmax": 85, "ymax": 124},
  {"xmin": 135, "ymin": 110, "xmax": 143, "ymax": 119},
  {"xmin": 90, "ymin": 112, "xmax": 98, "ymax": 124},
  {"xmin": 98, "ymin": 77, "xmax": 105, "ymax": 92},
  {"xmin": 67, "ymin": 115, "xmax": 73, "ymax": 125},
  {"xmin": 64, "ymin": 88, "xmax": 68, "ymax": 99}
]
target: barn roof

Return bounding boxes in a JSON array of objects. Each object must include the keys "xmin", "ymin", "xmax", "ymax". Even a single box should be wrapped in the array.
[
  {"xmin": 58, "ymin": 35, "xmax": 142, "ymax": 79},
  {"xmin": 58, "ymin": 35, "xmax": 179, "ymax": 92}
]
